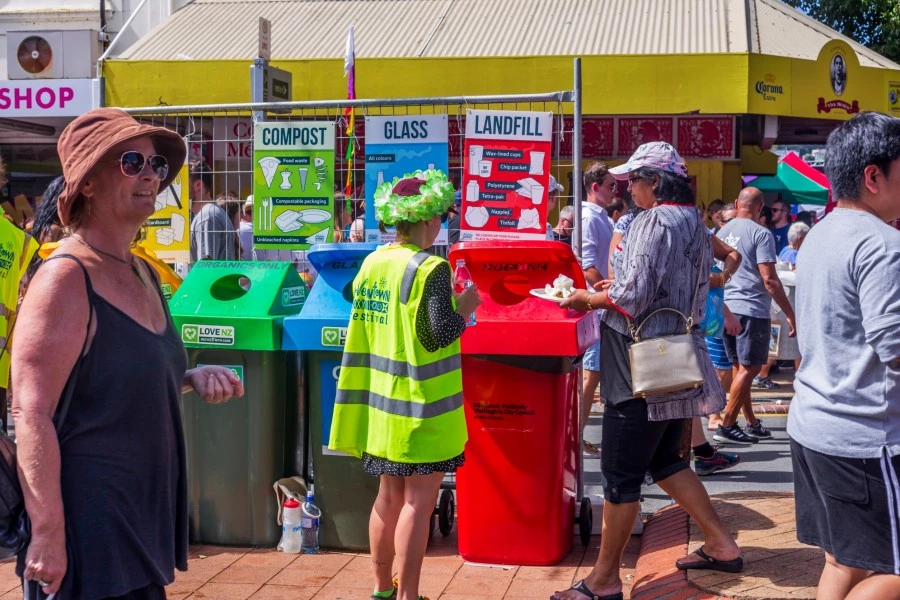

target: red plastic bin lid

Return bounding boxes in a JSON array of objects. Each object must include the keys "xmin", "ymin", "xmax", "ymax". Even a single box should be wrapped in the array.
[{"xmin": 448, "ymin": 241, "xmax": 599, "ymax": 357}]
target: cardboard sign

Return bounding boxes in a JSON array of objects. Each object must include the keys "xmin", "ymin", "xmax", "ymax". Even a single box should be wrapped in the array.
[
  {"xmin": 253, "ymin": 122, "xmax": 335, "ymax": 250},
  {"xmin": 460, "ymin": 110, "xmax": 552, "ymax": 241},
  {"xmin": 142, "ymin": 165, "xmax": 190, "ymax": 262},
  {"xmin": 363, "ymin": 115, "xmax": 450, "ymax": 244}
]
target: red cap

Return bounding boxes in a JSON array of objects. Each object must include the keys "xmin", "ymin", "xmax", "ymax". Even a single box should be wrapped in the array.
[{"xmin": 284, "ymin": 498, "xmax": 300, "ymax": 508}]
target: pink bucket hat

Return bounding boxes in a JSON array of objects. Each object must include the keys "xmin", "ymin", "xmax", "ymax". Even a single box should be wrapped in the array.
[{"xmin": 609, "ymin": 142, "xmax": 688, "ymax": 180}]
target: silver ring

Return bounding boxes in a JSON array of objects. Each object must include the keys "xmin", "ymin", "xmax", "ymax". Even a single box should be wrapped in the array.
[{"xmin": 37, "ymin": 580, "xmax": 50, "ymax": 587}]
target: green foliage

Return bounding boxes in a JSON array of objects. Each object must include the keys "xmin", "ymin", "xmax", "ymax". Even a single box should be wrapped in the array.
[{"xmin": 783, "ymin": 0, "xmax": 900, "ymax": 63}]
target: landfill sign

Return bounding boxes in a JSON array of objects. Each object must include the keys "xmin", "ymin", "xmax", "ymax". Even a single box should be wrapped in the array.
[
  {"xmin": 460, "ymin": 109, "xmax": 553, "ymax": 241},
  {"xmin": 253, "ymin": 122, "xmax": 335, "ymax": 250},
  {"xmin": 364, "ymin": 115, "xmax": 450, "ymax": 244},
  {"xmin": 142, "ymin": 164, "xmax": 190, "ymax": 262}
]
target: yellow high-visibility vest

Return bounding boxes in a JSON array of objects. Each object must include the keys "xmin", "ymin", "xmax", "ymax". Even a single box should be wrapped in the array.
[{"xmin": 329, "ymin": 244, "xmax": 467, "ymax": 463}]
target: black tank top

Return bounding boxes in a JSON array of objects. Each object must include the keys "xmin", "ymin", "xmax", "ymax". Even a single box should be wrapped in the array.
[{"xmin": 18, "ymin": 255, "xmax": 189, "ymax": 599}]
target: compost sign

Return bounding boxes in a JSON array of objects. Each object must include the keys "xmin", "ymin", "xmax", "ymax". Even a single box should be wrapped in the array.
[
  {"xmin": 253, "ymin": 122, "xmax": 335, "ymax": 250},
  {"xmin": 460, "ymin": 110, "xmax": 552, "ymax": 241}
]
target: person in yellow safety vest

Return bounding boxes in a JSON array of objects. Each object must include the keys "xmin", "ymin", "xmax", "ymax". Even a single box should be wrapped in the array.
[{"xmin": 329, "ymin": 170, "xmax": 481, "ymax": 600}]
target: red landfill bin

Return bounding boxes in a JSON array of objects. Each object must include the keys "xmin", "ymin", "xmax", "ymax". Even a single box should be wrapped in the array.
[{"xmin": 449, "ymin": 241, "xmax": 599, "ymax": 565}]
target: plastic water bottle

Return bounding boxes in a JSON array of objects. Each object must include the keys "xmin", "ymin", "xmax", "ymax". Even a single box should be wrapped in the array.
[
  {"xmin": 301, "ymin": 490, "xmax": 321, "ymax": 554},
  {"xmin": 278, "ymin": 498, "xmax": 302, "ymax": 554},
  {"xmin": 454, "ymin": 259, "xmax": 476, "ymax": 326}
]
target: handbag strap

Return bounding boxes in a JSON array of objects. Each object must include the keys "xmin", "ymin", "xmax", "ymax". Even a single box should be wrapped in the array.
[
  {"xmin": 2, "ymin": 254, "xmax": 95, "ymax": 434},
  {"xmin": 628, "ymin": 216, "xmax": 708, "ymax": 343}
]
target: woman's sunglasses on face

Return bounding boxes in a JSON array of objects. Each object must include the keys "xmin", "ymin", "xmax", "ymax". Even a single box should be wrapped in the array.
[{"xmin": 115, "ymin": 151, "xmax": 169, "ymax": 180}]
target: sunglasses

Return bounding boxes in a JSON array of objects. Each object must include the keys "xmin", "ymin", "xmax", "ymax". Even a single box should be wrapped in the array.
[{"xmin": 115, "ymin": 151, "xmax": 169, "ymax": 179}]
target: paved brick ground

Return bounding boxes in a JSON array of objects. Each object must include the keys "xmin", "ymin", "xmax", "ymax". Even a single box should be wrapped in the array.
[
  {"xmin": 632, "ymin": 492, "xmax": 823, "ymax": 600},
  {"xmin": 0, "ymin": 530, "xmax": 642, "ymax": 599}
]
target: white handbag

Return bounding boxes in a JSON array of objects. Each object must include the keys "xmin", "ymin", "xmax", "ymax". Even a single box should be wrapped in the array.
[{"xmin": 627, "ymin": 230, "xmax": 706, "ymax": 398}]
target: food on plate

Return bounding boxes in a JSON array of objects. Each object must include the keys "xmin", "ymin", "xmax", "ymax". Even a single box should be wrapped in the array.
[{"xmin": 544, "ymin": 274, "xmax": 576, "ymax": 299}]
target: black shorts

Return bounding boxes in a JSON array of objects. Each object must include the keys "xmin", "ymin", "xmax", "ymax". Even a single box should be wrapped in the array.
[
  {"xmin": 791, "ymin": 438, "xmax": 900, "ymax": 574},
  {"xmin": 601, "ymin": 399, "xmax": 690, "ymax": 504},
  {"xmin": 723, "ymin": 314, "xmax": 770, "ymax": 366}
]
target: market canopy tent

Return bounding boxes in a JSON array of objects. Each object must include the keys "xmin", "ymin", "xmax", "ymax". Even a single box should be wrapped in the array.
[{"xmin": 746, "ymin": 152, "xmax": 830, "ymax": 205}]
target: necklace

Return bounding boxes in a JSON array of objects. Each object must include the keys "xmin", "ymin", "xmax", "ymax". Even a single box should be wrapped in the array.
[{"xmin": 71, "ymin": 234, "xmax": 146, "ymax": 286}]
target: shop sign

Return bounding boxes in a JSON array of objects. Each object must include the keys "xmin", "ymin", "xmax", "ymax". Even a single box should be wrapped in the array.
[
  {"xmin": 252, "ymin": 121, "xmax": 335, "ymax": 250},
  {"xmin": 755, "ymin": 74, "xmax": 784, "ymax": 102},
  {"xmin": 813, "ymin": 43, "xmax": 860, "ymax": 115},
  {"xmin": 460, "ymin": 109, "xmax": 553, "ymax": 242},
  {"xmin": 888, "ymin": 81, "xmax": 900, "ymax": 114},
  {"xmin": 0, "ymin": 78, "xmax": 100, "ymax": 118},
  {"xmin": 213, "ymin": 118, "xmax": 253, "ymax": 164},
  {"xmin": 816, "ymin": 98, "xmax": 860, "ymax": 114},
  {"xmin": 363, "ymin": 115, "xmax": 449, "ymax": 244}
]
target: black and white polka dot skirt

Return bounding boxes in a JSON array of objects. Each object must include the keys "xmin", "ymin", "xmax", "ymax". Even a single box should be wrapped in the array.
[{"xmin": 362, "ymin": 452, "xmax": 466, "ymax": 477}]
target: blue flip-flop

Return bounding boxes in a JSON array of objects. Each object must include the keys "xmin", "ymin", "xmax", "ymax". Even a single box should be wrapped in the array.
[{"xmin": 551, "ymin": 579, "xmax": 623, "ymax": 600}]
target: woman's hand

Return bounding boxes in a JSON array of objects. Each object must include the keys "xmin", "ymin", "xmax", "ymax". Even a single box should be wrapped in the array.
[
  {"xmin": 23, "ymin": 528, "xmax": 67, "ymax": 595},
  {"xmin": 185, "ymin": 366, "xmax": 245, "ymax": 404},
  {"xmin": 454, "ymin": 284, "xmax": 482, "ymax": 318},
  {"xmin": 594, "ymin": 279, "xmax": 613, "ymax": 292},
  {"xmin": 559, "ymin": 289, "xmax": 594, "ymax": 311},
  {"xmin": 724, "ymin": 311, "xmax": 742, "ymax": 336}
]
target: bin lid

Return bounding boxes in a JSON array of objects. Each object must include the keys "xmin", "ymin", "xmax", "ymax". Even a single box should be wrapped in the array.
[
  {"xmin": 169, "ymin": 260, "xmax": 308, "ymax": 350},
  {"xmin": 448, "ymin": 241, "xmax": 599, "ymax": 356},
  {"xmin": 282, "ymin": 243, "xmax": 378, "ymax": 351}
]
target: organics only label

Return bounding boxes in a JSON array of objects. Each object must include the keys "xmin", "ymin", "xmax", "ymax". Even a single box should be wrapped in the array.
[
  {"xmin": 320, "ymin": 326, "xmax": 348, "ymax": 348},
  {"xmin": 197, "ymin": 363, "xmax": 244, "ymax": 385},
  {"xmin": 364, "ymin": 115, "xmax": 450, "ymax": 244},
  {"xmin": 141, "ymin": 165, "xmax": 190, "ymax": 262},
  {"xmin": 181, "ymin": 323, "xmax": 235, "ymax": 346},
  {"xmin": 253, "ymin": 122, "xmax": 335, "ymax": 250},
  {"xmin": 460, "ymin": 110, "xmax": 553, "ymax": 242}
]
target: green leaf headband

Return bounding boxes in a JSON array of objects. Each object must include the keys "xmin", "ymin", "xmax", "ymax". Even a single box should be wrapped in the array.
[{"xmin": 374, "ymin": 169, "xmax": 455, "ymax": 226}]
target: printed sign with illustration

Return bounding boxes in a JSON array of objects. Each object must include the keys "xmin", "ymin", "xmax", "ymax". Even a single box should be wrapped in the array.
[
  {"xmin": 460, "ymin": 110, "xmax": 552, "ymax": 241},
  {"xmin": 142, "ymin": 165, "xmax": 189, "ymax": 262},
  {"xmin": 364, "ymin": 115, "xmax": 450, "ymax": 244},
  {"xmin": 889, "ymin": 81, "xmax": 900, "ymax": 115},
  {"xmin": 253, "ymin": 122, "xmax": 335, "ymax": 250}
]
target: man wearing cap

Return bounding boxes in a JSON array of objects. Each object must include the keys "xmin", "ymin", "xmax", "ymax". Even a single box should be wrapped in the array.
[
  {"xmin": 579, "ymin": 162, "xmax": 617, "ymax": 454},
  {"xmin": 545, "ymin": 175, "xmax": 565, "ymax": 240},
  {"xmin": 239, "ymin": 195, "xmax": 254, "ymax": 260}
]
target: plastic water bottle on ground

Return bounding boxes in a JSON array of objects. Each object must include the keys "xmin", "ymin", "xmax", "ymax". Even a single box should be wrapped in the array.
[
  {"xmin": 454, "ymin": 259, "xmax": 476, "ymax": 326},
  {"xmin": 301, "ymin": 490, "xmax": 321, "ymax": 554},
  {"xmin": 278, "ymin": 498, "xmax": 302, "ymax": 554}
]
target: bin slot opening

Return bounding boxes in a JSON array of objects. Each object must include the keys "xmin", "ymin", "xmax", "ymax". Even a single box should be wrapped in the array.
[
  {"xmin": 210, "ymin": 274, "xmax": 252, "ymax": 301},
  {"xmin": 489, "ymin": 274, "xmax": 533, "ymax": 306}
]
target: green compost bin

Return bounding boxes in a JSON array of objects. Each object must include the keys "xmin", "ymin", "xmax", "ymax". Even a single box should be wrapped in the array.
[
  {"xmin": 170, "ymin": 260, "xmax": 308, "ymax": 546},
  {"xmin": 282, "ymin": 243, "xmax": 379, "ymax": 551}
]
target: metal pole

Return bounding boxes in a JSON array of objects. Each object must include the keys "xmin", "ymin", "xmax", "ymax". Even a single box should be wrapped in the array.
[
  {"xmin": 572, "ymin": 57, "xmax": 585, "ymax": 504},
  {"xmin": 572, "ymin": 58, "xmax": 583, "ymax": 262}
]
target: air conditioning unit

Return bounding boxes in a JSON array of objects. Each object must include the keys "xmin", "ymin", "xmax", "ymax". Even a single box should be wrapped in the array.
[{"xmin": 7, "ymin": 30, "xmax": 102, "ymax": 80}]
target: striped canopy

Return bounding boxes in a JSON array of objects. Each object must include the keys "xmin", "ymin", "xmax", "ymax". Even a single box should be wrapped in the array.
[{"xmin": 745, "ymin": 152, "xmax": 831, "ymax": 206}]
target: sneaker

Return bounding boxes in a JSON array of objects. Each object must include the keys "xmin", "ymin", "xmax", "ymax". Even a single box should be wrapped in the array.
[
  {"xmin": 694, "ymin": 451, "xmax": 741, "ymax": 476},
  {"xmin": 752, "ymin": 376, "xmax": 780, "ymax": 389},
  {"xmin": 582, "ymin": 440, "xmax": 601, "ymax": 455},
  {"xmin": 713, "ymin": 424, "xmax": 759, "ymax": 445},
  {"xmin": 745, "ymin": 420, "xmax": 772, "ymax": 439}
]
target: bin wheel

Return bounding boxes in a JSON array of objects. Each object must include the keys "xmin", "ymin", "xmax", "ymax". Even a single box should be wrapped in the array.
[
  {"xmin": 438, "ymin": 489, "xmax": 455, "ymax": 536},
  {"xmin": 578, "ymin": 497, "xmax": 592, "ymax": 547}
]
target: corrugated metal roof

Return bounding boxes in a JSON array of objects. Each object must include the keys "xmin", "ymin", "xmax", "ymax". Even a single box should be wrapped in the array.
[
  {"xmin": 755, "ymin": 0, "xmax": 899, "ymax": 68},
  {"xmin": 118, "ymin": 0, "xmax": 900, "ymax": 70}
]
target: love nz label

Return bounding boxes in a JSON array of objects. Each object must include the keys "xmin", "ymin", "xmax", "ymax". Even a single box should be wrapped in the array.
[
  {"xmin": 181, "ymin": 324, "xmax": 235, "ymax": 346},
  {"xmin": 320, "ymin": 326, "xmax": 347, "ymax": 348}
]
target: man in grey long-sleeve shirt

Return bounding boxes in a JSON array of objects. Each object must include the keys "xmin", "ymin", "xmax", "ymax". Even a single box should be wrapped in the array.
[{"xmin": 787, "ymin": 112, "xmax": 900, "ymax": 599}]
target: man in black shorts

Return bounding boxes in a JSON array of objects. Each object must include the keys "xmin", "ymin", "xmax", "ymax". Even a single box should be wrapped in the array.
[
  {"xmin": 788, "ymin": 112, "xmax": 900, "ymax": 599},
  {"xmin": 713, "ymin": 187, "xmax": 795, "ymax": 445}
]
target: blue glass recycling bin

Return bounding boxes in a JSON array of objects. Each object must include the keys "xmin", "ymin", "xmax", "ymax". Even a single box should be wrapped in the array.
[{"xmin": 282, "ymin": 243, "xmax": 379, "ymax": 551}]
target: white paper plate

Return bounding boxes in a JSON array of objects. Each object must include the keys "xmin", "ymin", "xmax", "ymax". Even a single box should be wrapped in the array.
[
  {"xmin": 298, "ymin": 209, "xmax": 331, "ymax": 224},
  {"xmin": 529, "ymin": 288, "xmax": 575, "ymax": 304}
]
